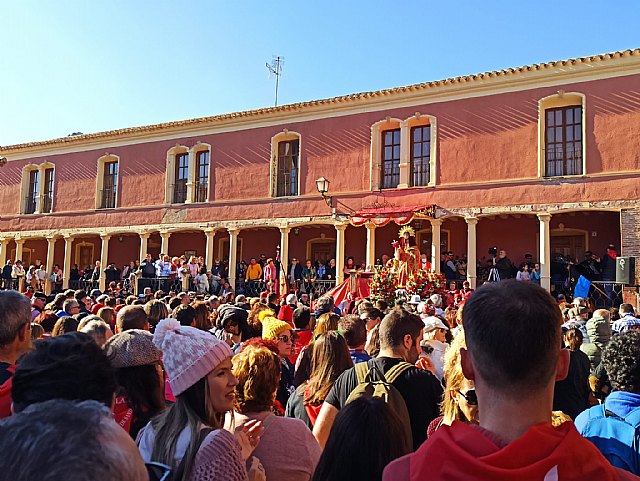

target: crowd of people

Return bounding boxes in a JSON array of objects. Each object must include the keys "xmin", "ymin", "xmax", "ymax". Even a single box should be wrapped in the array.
[
  {"xmin": 1, "ymin": 266, "xmax": 640, "ymax": 481},
  {"xmin": 0, "ymin": 235, "xmax": 634, "ymax": 480}
]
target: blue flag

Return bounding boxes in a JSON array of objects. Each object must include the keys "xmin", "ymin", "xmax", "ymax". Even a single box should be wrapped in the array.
[{"xmin": 573, "ymin": 275, "xmax": 591, "ymax": 299}]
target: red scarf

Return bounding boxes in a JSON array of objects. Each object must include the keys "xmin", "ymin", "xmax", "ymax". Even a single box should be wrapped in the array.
[
  {"xmin": 409, "ymin": 421, "xmax": 619, "ymax": 481},
  {"xmin": 608, "ymin": 249, "xmax": 618, "ymax": 260}
]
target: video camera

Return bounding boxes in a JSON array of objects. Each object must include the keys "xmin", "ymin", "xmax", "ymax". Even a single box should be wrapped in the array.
[{"xmin": 488, "ymin": 246, "xmax": 498, "ymax": 257}]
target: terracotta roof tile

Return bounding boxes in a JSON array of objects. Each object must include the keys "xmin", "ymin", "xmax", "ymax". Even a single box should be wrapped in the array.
[{"xmin": 2, "ymin": 48, "xmax": 639, "ymax": 153}]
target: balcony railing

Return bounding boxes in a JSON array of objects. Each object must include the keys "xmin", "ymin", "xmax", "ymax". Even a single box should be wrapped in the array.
[
  {"xmin": 544, "ymin": 147, "xmax": 583, "ymax": 177},
  {"xmin": 24, "ymin": 195, "xmax": 38, "ymax": 214},
  {"xmin": 172, "ymin": 182, "xmax": 187, "ymax": 204},
  {"xmin": 194, "ymin": 181, "xmax": 208, "ymax": 203},
  {"xmin": 42, "ymin": 193, "xmax": 53, "ymax": 213},
  {"xmin": 100, "ymin": 188, "xmax": 117, "ymax": 209}
]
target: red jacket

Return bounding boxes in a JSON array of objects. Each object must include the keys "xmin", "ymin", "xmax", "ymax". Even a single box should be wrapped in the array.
[{"xmin": 384, "ymin": 421, "xmax": 637, "ymax": 481}]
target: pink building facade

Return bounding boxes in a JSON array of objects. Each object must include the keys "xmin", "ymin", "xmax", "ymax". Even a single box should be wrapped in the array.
[{"xmin": 1, "ymin": 49, "xmax": 639, "ymax": 301}]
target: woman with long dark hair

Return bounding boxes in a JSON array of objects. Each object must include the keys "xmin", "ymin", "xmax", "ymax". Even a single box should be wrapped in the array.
[
  {"xmin": 104, "ymin": 329, "xmax": 166, "ymax": 439},
  {"xmin": 286, "ymin": 332, "xmax": 353, "ymax": 429},
  {"xmin": 311, "ymin": 397, "xmax": 411, "ymax": 481},
  {"xmin": 137, "ymin": 319, "xmax": 266, "ymax": 481}
]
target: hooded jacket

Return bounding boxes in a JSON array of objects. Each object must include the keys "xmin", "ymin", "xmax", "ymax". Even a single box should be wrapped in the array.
[
  {"xmin": 383, "ymin": 420, "xmax": 637, "ymax": 481},
  {"xmin": 581, "ymin": 315, "xmax": 612, "ymax": 368}
]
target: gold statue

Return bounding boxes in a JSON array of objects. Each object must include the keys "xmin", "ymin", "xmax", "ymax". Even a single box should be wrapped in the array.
[{"xmin": 391, "ymin": 225, "xmax": 421, "ymax": 288}]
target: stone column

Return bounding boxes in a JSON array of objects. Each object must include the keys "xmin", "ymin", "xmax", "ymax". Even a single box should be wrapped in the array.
[
  {"xmin": 0, "ymin": 238, "xmax": 9, "ymax": 267},
  {"xmin": 430, "ymin": 218, "xmax": 443, "ymax": 273},
  {"xmin": 160, "ymin": 231, "xmax": 171, "ymax": 256},
  {"xmin": 139, "ymin": 232, "xmax": 150, "ymax": 261},
  {"xmin": 204, "ymin": 229, "xmax": 216, "ymax": 269},
  {"xmin": 227, "ymin": 229, "xmax": 239, "ymax": 290},
  {"xmin": 538, "ymin": 213, "xmax": 552, "ymax": 292},
  {"xmin": 335, "ymin": 224, "xmax": 347, "ymax": 285},
  {"xmin": 465, "ymin": 217, "xmax": 478, "ymax": 288},
  {"xmin": 45, "ymin": 236, "xmax": 57, "ymax": 294},
  {"xmin": 15, "ymin": 238, "xmax": 24, "ymax": 263},
  {"xmin": 62, "ymin": 235, "xmax": 74, "ymax": 289},
  {"xmin": 279, "ymin": 227, "xmax": 290, "ymax": 292},
  {"xmin": 365, "ymin": 223, "xmax": 376, "ymax": 269},
  {"xmin": 99, "ymin": 234, "xmax": 111, "ymax": 292},
  {"xmin": 621, "ymin": 208, "xmax": 640, "ymax": 307},
  {"xmin": 14, "ymin": 238, "xmax": 25, "ymax": 291},
  {"xmin": 398, "ymin": 120, "xmax": 410, "ymax": 188},
  {"xmin": 185, "ymin": 150, "xmax": 195, "ymax": 204}
]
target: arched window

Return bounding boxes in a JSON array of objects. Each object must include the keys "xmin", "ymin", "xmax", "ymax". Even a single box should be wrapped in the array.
[
  {"xmin": 96, "ymin": 154, "xmax": 119, "ymax": 209},
  {"xmin": 538, "ymin": 92, "xmax": 586, "ymax": 177},
  {"xmin": 270, "ymin": 131, "xmax": 301, "ymax": 197}
]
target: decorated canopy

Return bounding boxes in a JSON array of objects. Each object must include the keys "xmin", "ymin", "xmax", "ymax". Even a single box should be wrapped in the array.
[{"xmin": 349, "ymin": 204, "xmax": 436, "ymax": 227}]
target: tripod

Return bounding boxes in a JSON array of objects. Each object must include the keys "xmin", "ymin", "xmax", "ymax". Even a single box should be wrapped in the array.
[{"xmin": 487, "ymin": 265, "xmax": 501, "ymax": 283}]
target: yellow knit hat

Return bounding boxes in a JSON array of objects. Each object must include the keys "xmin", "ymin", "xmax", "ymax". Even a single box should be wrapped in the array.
[{"xmin": 261, "ymin": 316, "xmax": 291, "ymax": 340}]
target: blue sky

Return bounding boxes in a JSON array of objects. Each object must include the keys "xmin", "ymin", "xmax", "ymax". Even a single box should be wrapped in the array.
[{"xmin": 1, "ymin": 0, "xmax": 638, "ymax": 146}]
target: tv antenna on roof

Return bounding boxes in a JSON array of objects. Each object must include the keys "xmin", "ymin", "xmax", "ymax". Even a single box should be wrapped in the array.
[{"xmin": 266, "ymin": 55, "xmax": 284, "ymax": 107}]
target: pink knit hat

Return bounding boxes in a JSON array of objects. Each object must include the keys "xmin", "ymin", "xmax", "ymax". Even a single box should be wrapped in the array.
[{"xmin": 153, "ymin": 318, "xmax": 234, "ymax": 396}]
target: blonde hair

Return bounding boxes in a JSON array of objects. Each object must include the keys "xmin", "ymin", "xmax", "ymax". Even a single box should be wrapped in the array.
[{"xmin": 441, "ymin": 330, "xmax": 471, "ymax": 425}]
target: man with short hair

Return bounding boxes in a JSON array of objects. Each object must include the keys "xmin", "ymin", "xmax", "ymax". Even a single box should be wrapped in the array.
[
  {"xmin": 115, "ymin": 305, "xmax": 149, "ymax": 333},
  {"xmin": 58, "ymin": 298, "xmax": 81, "ymax": 317},
  {"xmin": 384, "ymin": 280, "xmax": 637, "ymax": 480},
  {"xmin": 0, "ymin": 399, "xmax": 148, "ymax": 481},
  {"xmin": 11, "ymin": 331, "xmax": 117, "ymax": 413},
  {"xmin": 1, "ymin": 260, "xmax": 12, "ymax": 289},
  {"xmin": 245, "ymin": 257, "xmax": 263, "ymax": 282},
  {"xmin": 288, "ymin": 258, "xmax": 303, "ymax": 290},
  {"xmin": 338, "ymin": 315, "xmax": 371, "ymax": 364},
  {"xmin": 30, "ymin": 291, "xmax": 47, "ymax": 320},
  {"xmin": 360, "ymin": 307, "xmax": 383, "ymax": 348},
  {"xmin": 75, "ymin": 289, "xmax": 92, "ymax": 314},
  {"xmin": 0, "ymin": 291, "xmax": 32, "ymax": 418},
  {"xmin": 612, "ymin": 304, "xmax": 640, "ymax": 333},
  {"xmin": 576, "ymin": 331, "xmax": 640, "ymax": 476},
  {"xmin": 313, "ymin": 309, "xmax": 442, "ymax": 451},
  {"xmin": 174, "ymin": 304, "xmax": 196, "ymax": 327}
]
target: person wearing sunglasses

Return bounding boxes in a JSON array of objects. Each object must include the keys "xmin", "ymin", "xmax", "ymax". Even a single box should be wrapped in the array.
[
  {"xmin": 262, "ymin": 316, "xmax": 296, "ymax": 409},
  {"xmin": 426, "ymin": 331, "xmax": 479, "ymax": 438}
]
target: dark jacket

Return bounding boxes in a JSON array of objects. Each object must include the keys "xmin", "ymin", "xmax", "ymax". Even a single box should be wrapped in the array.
[
  {"xmin": 289, "ymin": 263, "xmax": 303, "ymax": 281},
  {"xmin": 1, "ymin": 265, "xmax": 12, "ymax": 280}
]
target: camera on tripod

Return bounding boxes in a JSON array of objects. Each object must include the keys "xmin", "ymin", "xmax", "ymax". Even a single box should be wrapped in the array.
[{"xmin": 488, "ymin": 246, "xmax": 498, "ymax": 257}]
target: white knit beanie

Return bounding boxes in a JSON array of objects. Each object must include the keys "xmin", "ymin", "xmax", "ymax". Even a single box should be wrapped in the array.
[{"xmin": 153, "ymin": 318, "xmax": 233, "ymax": 396}]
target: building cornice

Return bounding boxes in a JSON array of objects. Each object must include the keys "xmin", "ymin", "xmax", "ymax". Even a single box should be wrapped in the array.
[{"xmin": 1, "ymin": 48, "xmax": 639, "ymax": 159}]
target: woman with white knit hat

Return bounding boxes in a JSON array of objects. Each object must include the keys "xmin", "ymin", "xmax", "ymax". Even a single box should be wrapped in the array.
[{"xmin": 137, "ymin": 318, "xmax": 266, "ymax": 481}]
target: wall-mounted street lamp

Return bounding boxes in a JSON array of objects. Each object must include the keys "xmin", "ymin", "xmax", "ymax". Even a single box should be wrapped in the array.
[
  {"xmin": 315, "ymin": 177, "xmax": 333, "ymax": 208},
  {"xmin": 0, "ymin": 156, "xmax": 7, "ymax": 167}
]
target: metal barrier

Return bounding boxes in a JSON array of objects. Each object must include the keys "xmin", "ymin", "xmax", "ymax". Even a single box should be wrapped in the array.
[
  {"xmin": 590, "ymin": 282, "xmax": 625, "ymax": 309},
  {"xmin": 0, "ymin": 279, "xmax": 19, "ymax": 291},
  {"xmin": 242, "ymin": 280, "xmax": 267, "ymax": 297},
  {"xmin": 69, "ymin": 279, "xmax": 99, "ymax": 291},
  {"xmin": 137, "ymin": 277, "xmax": 184, "ymax": 294},
  {"xmin": 308, "ymin": 280, "xmax": 336, "ymax": 299}
]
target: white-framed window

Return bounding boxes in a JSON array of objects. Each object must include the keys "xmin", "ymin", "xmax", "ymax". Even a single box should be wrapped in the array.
[
  {"xmin": 96, "ymin": 154, "xmax": 119, "ymax": 209},
  {"xmin": 370, "ymin": 114, "xmax": 437, "ymax": 190},
  {"xmin": 165, "ymin": 146, "xmax": 189, "ymax": 204},
  {"xmin": 20, "ymin": 162, "xmax": 55, "ymax": 214},
  {"xmin": 270, "ymin": 130, "xmax": 301, "ymax": 197},
  {"xmin": 538, "ymin": 92, "xmax": 586, "ymax": 177},
  {"xmin": 165, "ymin": 143, "xmax": 211, "ymax": 204}
]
